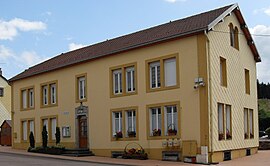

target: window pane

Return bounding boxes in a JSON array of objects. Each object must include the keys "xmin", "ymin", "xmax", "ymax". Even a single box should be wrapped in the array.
[
  {"xmin": 164, "ymin": 58, "xmax": 176, "ymax": 87},
  {"xmin": 29, "ymin": 120, "xmax": 34, "ymax": 134},
  {"xmin": 218, "ymin": 104, "xmax": 224, "ymax": 134},
  {"xmin": 23, "ymin": 121, "xmax": 27, "ymax": 141},
  {"xmin": 226, "ymin": 105, "xmax": 231, "ymax": 139},
  {"xmin": 150, "ymin": 108, "xmax": 161, "ymax": 136},
  {"xmin": 113, "ymin": 70, "xmax": 122, "ymax": 94},
  {"xmin": 43, "ymin": 86, "xmax": 48, "ymax": 105},
  {"xmin": 78, "ymin": 77, "xmax": 86, "ymax": 99},
  {"xmin": 22, "ymin": 90, "xmax": 27, "ymax": 109},
  {"xmin": 249, "ymin": 110, "xmax": 253, "ymax": 136},
  {"xmin": 51, "ymin": 118, "xmax": 57, "ymax": 140},
  {"xmin": 244, "ymin": 108, "xmax": 248, "ymax": 138},
  {"xmin": 29, "ymin": 89, "xmax": 34, "ymax": 108},
  {"xmin": 150, "ymin": 62, "xmax": 160, "ymax": 88},
  {"xmin": 50, "ymin": 84, "xmax": 56, "ymax": 104},
  {"xmin": 126, "ymin": 67, "xmax": 135, "ymax": 92}
]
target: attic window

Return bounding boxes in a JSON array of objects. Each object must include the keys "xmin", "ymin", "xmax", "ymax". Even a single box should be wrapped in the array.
[
  {"xmin": 229, "ymin": 23, "xmax": 239, "ymax": 50},
  {"xmin": 0, "ymin": 87, "xmax": 3, "ymax": 97}
]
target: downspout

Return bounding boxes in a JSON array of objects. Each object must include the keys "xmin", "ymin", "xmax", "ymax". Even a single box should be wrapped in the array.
[{"xmin": 204, "ymin": 30, "xmax": 214, "ymax": 163}]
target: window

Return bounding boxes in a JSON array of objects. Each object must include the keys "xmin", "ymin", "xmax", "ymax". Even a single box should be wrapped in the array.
[
  {"xmin": 110, "ymin": 63, "xmax": 137, "ymax": 97},
  {"xmin": 113, "ymin": 70, "xmax": 122, "ymax": 94},
  {"xmin": 0, "ymin": 87, "xmax": 4, "ymax": 97},
  {"xmin": 244, "ymin": 108, "xmax": 254, "ymax": 139},
  {"xmin": 62, "ymin": 126, "xmax": 71, "ymax": 137},
  {"xmin": 21, "ymin": 119, "xmax": 35, "ymax": 142},
  {"xmin": 229, "ymin": 23, "xmax": 239, "ymax": 50},
  {"xmin": 42, "ymin": 117, "xmax": 57, "ymax": 141},
  {"xmin": 41, "ymin": 81, "xmax": 57, "ymax": 107},
  {"xmin": 150, "ymin": 62, "xmax": 161, "ymax": 89},
  {"xmin": 218, "ymin": 103, "xmax": 232, "ymax": 140},
  {"xmin": 112, "ymin": 112, "xmax": 122, "ymax": 138},
  {"xmin": 147, "ymin": 102, "xmax": 180, "ymax": 139},
  {"xmin": 21, "ymin": 87, "xmax": 34, "ymax": 110},
  {"xmin": 126, "ymin": 67, "xmax": 135, "ymax": 92},
  {"xmin": 220, "ymin": 57, "xmax": 227, "ymax": 87},
  {"xmin": 125, "ymin": 110, "xmax": 136, "ymax": 138},
  {"xmin": 50, "ymin": 84, "xmax": 56, "ymax": 104},
  {"xmin": 150, "ymin": 108, "xmax": 162, "ymax": 136},
  {"xmin": 51, "ymin": 118, "xmax": 57, "ymax": 140},
  {"xmin": 164, "ymin": 106, "xmax": 178, "ymax": 136},
  {"xmin": 111, "ymin": 107, "xmax": 138, "ymax": 140},
  {"xmin": 76, "ymin": 74, "xmax": 87, "ymax": 102},
  {"xmin": 146, "ymin": 55, "xmax": 179, "ymax": 92},
  {"xmin": 245, "ymin": 69, "xmax": 250, "ymax": 94}
]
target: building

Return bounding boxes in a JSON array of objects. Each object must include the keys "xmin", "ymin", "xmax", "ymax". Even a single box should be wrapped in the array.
[
  {"xmin": 10, "ymin": 4, "xmax": 260, "ymax": 163},
  {"xmin": 0, "ymin": 120, "xmax": 12, "ymax": 146},
  {"xmin": 0, "ymin": 69, "xmax": 11, "ymax": 126}
]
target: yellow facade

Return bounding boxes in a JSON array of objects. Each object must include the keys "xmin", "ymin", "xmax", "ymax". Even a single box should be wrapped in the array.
[
  {"xmin": 11, "ymin": 6, "xmax": 259, "ymax": 163},
  {"xmin": 0, "ymin": 76, "xmax": 11, "ymax": 125}
]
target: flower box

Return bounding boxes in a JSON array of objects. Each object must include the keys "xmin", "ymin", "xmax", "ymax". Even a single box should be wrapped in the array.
[{"xmin": 152, "ymin": 129, "xmax": 161, "ymax": 136}]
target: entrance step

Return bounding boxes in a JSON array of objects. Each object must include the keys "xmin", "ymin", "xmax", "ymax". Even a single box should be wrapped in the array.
[{"xmin": 62, "ymin": 148, "xmax": 95, "ymax": 157}]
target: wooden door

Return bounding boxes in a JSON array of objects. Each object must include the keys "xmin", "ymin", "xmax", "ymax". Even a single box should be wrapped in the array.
[{"xmin": 79, "ymin": 116, "xmax": 88, "ymax": 148}]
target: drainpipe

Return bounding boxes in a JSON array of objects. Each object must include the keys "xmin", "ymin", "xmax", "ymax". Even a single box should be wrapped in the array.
[{"xmin": 204, "ymin": 30, "xmax": 214, "ymax": 163}]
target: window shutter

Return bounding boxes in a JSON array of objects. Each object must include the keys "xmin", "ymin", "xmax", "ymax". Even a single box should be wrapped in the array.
[{"xmin": 164, "ymin": 58, "xmax": 176, "ymax": 87}]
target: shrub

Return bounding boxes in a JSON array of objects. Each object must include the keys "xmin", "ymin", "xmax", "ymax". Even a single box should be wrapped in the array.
[
  {"xmin": 42, "ymin": 125, "xmax": 48, "ymax": 148},
  {"xmin": 29, "ymin": 131, "xmax": 35, "ymax": 148},
  {"xmin": 55, "ymin": 127, "xmax": 61, "ymax": 145}
]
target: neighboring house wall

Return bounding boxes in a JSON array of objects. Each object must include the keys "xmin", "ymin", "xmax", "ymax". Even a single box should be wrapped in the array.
[
  {"xmin": 207, "ymin": 12, "xmax": 258, "ymax": 155},
  {"xmin": 0, "ymin": 77, "xmax": 11, "ymax": 125}
]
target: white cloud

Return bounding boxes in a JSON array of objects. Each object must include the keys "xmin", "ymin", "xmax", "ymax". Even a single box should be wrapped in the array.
[
  {"xmin": 0, "ymin": 45, "xmax": 14, "ymax": 59},
  {"xmin": 0, "ymin": 18, "xmax": 46, "ymax": 40},
  {"xmin": 264, "ymin": 7, "xmax": 270, "ymax": 16},
  {"xmin": 250, "ymin": 25, "xmax": 270, "ymax": 83},
  {"xmin": 164, "ymin": 0, "xmax": 186, "ymax": 3},
  {"xmin": 19, "ymin": 51, "xmax": 45, "ymax": 66},
  {"xmin": 253, "ymin": 6, "xmax": 270, "ymax": 16},
  {"xmin": 68, "ymin": 43, "xmax": 86, "ymax": 51}
]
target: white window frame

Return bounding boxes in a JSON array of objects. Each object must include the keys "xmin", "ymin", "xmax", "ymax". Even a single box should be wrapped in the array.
[
  {"xmin": 249, "ymin": 109, "xmax": 254, "ymax": 138},
  {"xmin": 51, "ymin": 118, "xmax": 57, "ymax": 140},
  {"xmin": 62, "ymin": 126, "xmax": 71, "ymax": 137},
  {"xmin": 112, "ymin": 112, "xmax": 122, "ymax": 136},
  {"xmin": 22, "ymin": 90, "xmax": 27, "ymax": 109},
  {"xmin": 164, "ymin": 105, "xmax": 178, "ymax": 136},
  {"xmin": 149, "ymin": 62, "xmax": 161, "ymax": 89},
  {"xmin": 29, "ymin": 120, "xmax": 34, "ymax": 134},
  {"xmin": 149, "ymin": 107, "xmax": 161, "ymax": 136},
  {"xmin": 113, "ymin": 70, "xmax": 122, "ymax": 94},
  {"xmin": 218, "ymin": 103, "xmax": 224, "ymax": 136},
  {"xmin": 78, "ymin": 76, "xmax": 86, "ymax": 100},
  {"xmin": 43, "ymin": 119, "xmax": 49, "ymax": 138},
  {"xmin": 29, "ymin": 89, "xmax": 34, "ymax": 108},
  {"xmin": 125, "ymin": 110, "xmax": 136, "ymax": 137},
  {"xmin": 42, "ymin": 85, "xmax": 48, "ymax": 105},
  {"xmin": 225, "ymin": 105, "xmax": 231, "ymax": 139},
  {"xmin": 50, "ymin": 84, "xmax": 56, "ymax": 104},
  {"xmin": 126, "ymin": 67, "xmax": 135, "ymax": 93},
  {"xmin": 164, "ymin": 58, "xmax": 177, "ymax": 87},
  {"xmin": 22, "ymin": 121, "xmax": 28, "ymax": 141}
]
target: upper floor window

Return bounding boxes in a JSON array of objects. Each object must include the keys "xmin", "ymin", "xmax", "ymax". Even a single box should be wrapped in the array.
[
  {"xmin": 41, "ymin": 81, "xmax": 57, "ymax": 107},
  {"xmin": 21, "ymin": 87, "xmax": 34, "ymax": 110},
  {"xmin": 110, "ymin": 63, "xmax": 137, "ymax": 97},
  {"xmin": 229, "ymin": 23, "xmax": 239, "ymax": 50},
  {"xmin": 0, "ymin": 87, "xmax": 4, "ymax": 97},
  {"xmin": 76, "ymin": 74, "xmax": 87, "ymax": 102},
  {"xmin": 220, "ymin": 57, "xmax": 227, "ymax": 87},
  {"xmin": 146, "ymin": 54, "xmax": 179, "ymax": 92},
  {"xmin": 245, "ymin": 69, "xmax": 250, "ymax": 94}
]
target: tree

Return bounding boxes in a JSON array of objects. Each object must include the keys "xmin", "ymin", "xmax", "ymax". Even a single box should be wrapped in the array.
[
  {"xmin": 55, "ymin": 127, "xmax": 61, "ymax": 145},
  {"xmin": 42, "ymin": 125, "xmax": 48, "ymax": 148},
  {"xmin": 29, "ymin": 131, "xmax": 35, "ymax": 148}
]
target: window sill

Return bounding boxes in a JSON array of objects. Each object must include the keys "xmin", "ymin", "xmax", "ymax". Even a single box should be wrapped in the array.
[
  {"xmin": 147, "ymin": 135, "xmax": 180, "ymax": 140},
  {"xmin": 110, "ymin": 91, "xmax": 137, "ymax": 98},
  {"xmin": 76, "ymin": 98, "xmax": 87, "ymax": 103},
  {"xmin": 40, "ymin": 104, "xmax": 58, "ymax": 108},
  {"xmin": 146, "ymin": 85, "xmax": 179, "ymax": 93},
  {"xmin": 20, "ymin": 107, "xmax": 35, "ymax": 111}
]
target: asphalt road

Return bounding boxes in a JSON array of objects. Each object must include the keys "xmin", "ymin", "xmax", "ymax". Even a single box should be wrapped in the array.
[{"xmin": 0, "ymin": 152, "xmax": 125, "ymax": 166}]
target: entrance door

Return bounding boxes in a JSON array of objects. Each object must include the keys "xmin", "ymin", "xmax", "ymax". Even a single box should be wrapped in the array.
[{"xmin": 79, "ymin": 116, "xmax": 88, "ymax": 148}]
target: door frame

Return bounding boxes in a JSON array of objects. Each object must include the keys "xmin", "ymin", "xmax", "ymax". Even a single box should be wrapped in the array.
[{"xmin": 75, "ymin": 103, "xmax": 89, "ymax": 149}]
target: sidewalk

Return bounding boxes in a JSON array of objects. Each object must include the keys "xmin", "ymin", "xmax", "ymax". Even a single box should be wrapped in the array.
[
  {"xmin": 0, "ymin": 146, "xmax": 197, "ymax": 166},
  {"xmin": 0, "ymin": 146, "xmax": 269, "ymax": 166}
]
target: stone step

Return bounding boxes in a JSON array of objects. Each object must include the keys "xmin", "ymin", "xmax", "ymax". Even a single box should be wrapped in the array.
[{"xmin": 62, "ymin": 148, "xmax": 95, "ymax": 157}]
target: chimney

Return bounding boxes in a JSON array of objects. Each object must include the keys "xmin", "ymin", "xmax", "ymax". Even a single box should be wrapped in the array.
[{"xmin": 0, "ymin": 68, "xmax": 2, "ymax": 76}]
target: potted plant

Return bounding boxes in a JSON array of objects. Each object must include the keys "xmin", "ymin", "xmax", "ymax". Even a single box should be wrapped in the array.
[
  {"xmin": 128, "ymin": 131, "xmax": 136, "ymax": 137},
  {"xmin": 219, "ymin": 133, "xmax": 224, "ymax": 140},
  {"xmin": 167, "ymin": 124, "xmax": 177, "ymax": 136},
  {"xmin": 152, "ymin": 129, "xmax": 161, "ymax": 136},
  {"xmin": 250, "ymin": 133, "xmax": 254, "ymax": 139},
  {"xmin": 244, "ymin": 133, "xmax": 249, "ymax": 139},
  {"xmin": 226, "ymin": 129, "xmax": 232, "ymax": 139},
  {"xmin": 114, "ymin": 131, "xmax": 123, "ymax": 140}
]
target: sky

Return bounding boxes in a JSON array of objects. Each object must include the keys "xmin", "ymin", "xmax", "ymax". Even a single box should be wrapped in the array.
[{"xmin": 0, "ymin": 0, "xmax": 270, "ymax": 82}]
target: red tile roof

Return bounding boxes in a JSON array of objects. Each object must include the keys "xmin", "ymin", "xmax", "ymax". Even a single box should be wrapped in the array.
[{"xmin": 9, "ymin": 4, "xmax": 260, "ymax": 82}]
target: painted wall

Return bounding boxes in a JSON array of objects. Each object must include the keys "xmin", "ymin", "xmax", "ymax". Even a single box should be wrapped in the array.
[
  {"xmin": 0, "ymin": 77, "xmax": 11, "ymax": 125},
  {"xmin": 207, "ymin": 12, "xmax": 259, "ymax": 152},
  {"xmin": 12, "ymin": 36, "xmax": 202, "ymax": 155}
]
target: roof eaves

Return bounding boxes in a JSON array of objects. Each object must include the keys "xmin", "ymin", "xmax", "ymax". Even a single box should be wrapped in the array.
[{"xmin": 9, "ymin": 27, "xmax": 206, "ymax": 82}]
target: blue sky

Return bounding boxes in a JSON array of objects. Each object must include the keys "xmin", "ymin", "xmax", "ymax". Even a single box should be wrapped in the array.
[{"xmin": 1, "ymin": 0, "xmax": 270, "ymax": 82}]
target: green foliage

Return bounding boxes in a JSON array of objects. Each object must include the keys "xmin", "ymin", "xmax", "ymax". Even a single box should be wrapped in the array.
[
  {"xmin": 55, "ymin": 127, "xmax": 61, "ymax": 145},
  {"xmin": 257, "ymin": 80, "xmax": 270, "ymax": 99},
  {"xmin": 42, "ymin": 125, "xmax": 48, "ymax": 148},
  {"xmin": 29, "ymin": 131, "xmax": 35, "ymax": 148}
]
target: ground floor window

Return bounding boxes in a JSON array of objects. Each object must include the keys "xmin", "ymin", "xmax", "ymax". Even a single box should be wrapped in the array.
[
  {"xmin": 244, "ymin": 108, "xmax": 254, "ymax": 139},
  {"xmin": 21, "ymin": 119, "xmax": 35, "ymax": 142},
  {"xmin": 218, "ymin": 103, "xmax": 232, "ymax": 140},
  {"xmin": 41, "ymin": 116, "xmax": 57, "ymax": 141},
  {"xmin": 147, "ymin": 101, "xmax": 180, "ymax": 138}
]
